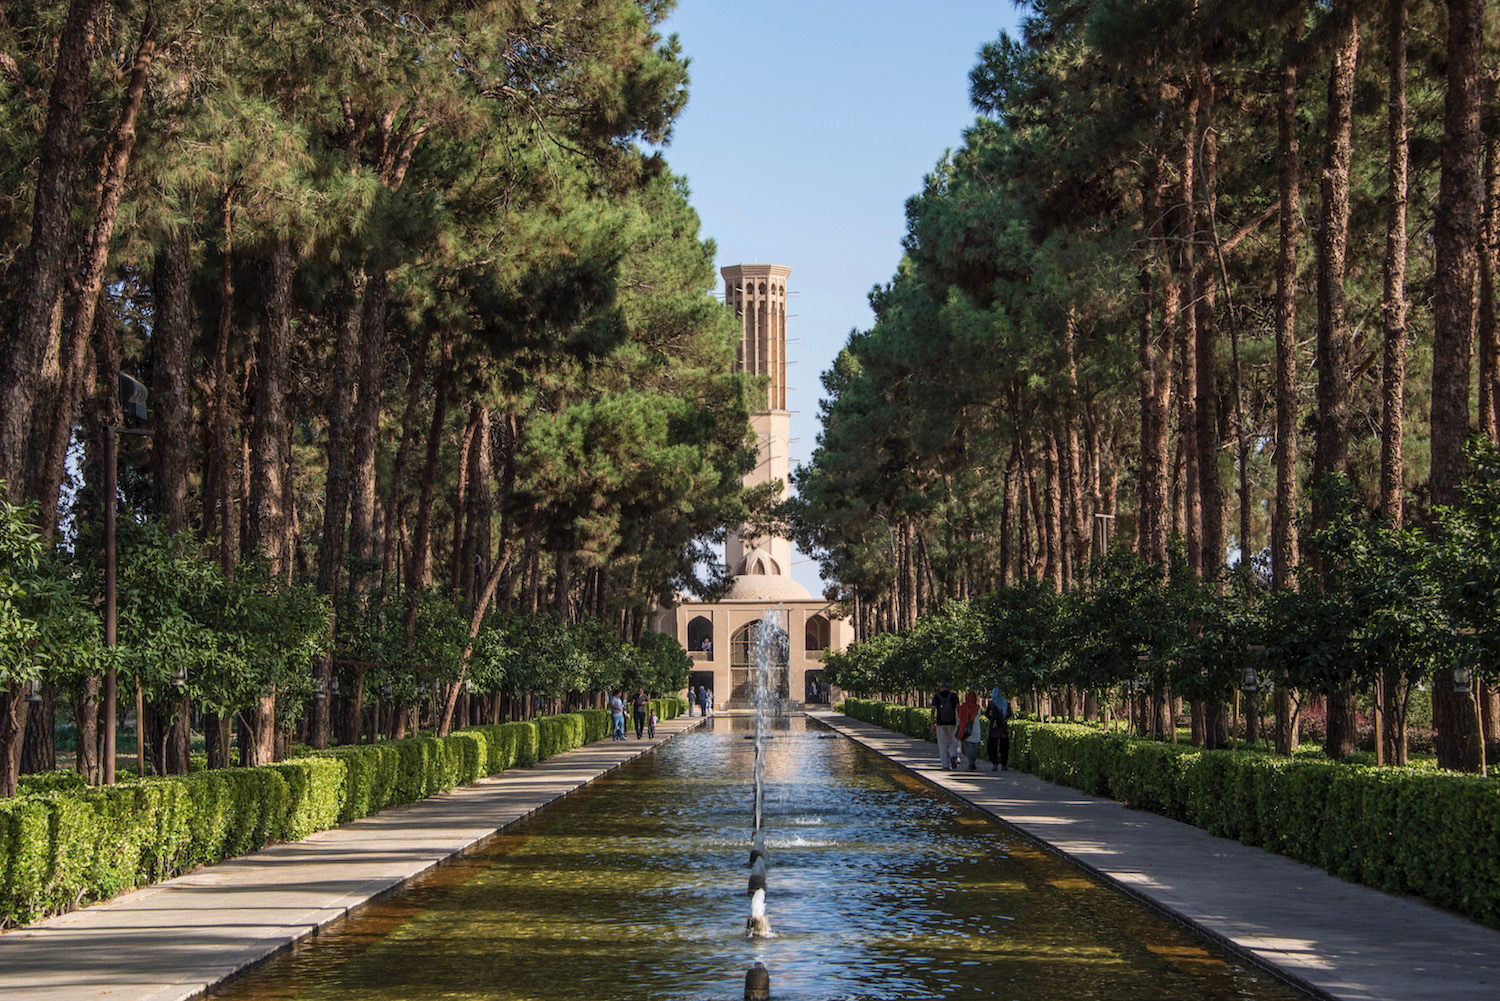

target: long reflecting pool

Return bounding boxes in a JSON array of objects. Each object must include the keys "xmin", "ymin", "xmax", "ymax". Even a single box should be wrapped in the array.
[{"xmin": 210, "ymin": 717, "xmax": 1309, "ymax": 1001}]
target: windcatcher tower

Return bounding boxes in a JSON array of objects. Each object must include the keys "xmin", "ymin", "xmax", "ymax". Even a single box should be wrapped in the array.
[{"xmin": 722, "ymin": 264, "xmax": 798, "ymax": 584}]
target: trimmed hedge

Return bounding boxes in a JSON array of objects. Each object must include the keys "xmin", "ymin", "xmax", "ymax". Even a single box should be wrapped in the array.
[
  {"xmin": 840, "ymin": 699, "xmax": 1500, "ymax": 928},
  {"xmin": 0, "ymin": 707, "xmax": 613, "ymax": 928},
  {"xmin": 653, "ymin": 696, "xmax": 687, "ymax": 722}
]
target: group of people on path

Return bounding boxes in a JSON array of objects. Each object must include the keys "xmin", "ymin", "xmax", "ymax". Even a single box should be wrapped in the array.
[
  {"xmin": 930, "ymin": 681, "xmax": 1010, "ymax": 772},
  {"xmin": 608, "ymin": 689, "xmax": 659, "ymax": 740},
  {"xmin": 686, "ymin": 685, "xmax": 714, "ymax": 717}
]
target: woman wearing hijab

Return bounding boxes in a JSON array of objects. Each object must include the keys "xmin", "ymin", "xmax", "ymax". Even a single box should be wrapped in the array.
[
  {"xmin": 984, "ymin": 688, "xmax": 1010, "ymax": 771},
  {"xmin": 957, "ymin": 691, "xmax": 983, "ymax": 771}
]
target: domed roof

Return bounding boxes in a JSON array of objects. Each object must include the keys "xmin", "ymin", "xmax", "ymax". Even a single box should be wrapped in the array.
[{"xmin": 721, "ymin": 573, "xmax": 813, "ymax": 602}]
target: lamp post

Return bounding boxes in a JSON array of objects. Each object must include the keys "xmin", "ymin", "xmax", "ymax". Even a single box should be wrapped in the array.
[
  {"xmin": 1239, "ymin": 645, "xmax": 1264, "ymax": 752},
  {"xmin": 1134, "ymin": 654, "xmax": 1150, "ymax": 737},
  {"xmin": 1092, "ymin": 513, "xmax": 1115, "ymax": 558}
]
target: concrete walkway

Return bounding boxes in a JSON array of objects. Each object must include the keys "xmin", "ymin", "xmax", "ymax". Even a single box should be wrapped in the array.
[
  {"xmin": 810, "ymin": 710, "xmax": 1500, "ymax": 1001},
  {"xmin": 0, "ymin": 714, "xmax": 705, "ymax": 1001}
]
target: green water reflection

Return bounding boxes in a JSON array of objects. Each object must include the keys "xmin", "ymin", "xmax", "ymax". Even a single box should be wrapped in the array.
[{"xmin": 210, "ymin": 717, "xmax": 1308, "ymax": 1001}]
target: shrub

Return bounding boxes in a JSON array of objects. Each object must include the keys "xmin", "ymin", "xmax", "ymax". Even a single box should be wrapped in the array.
[{"xmin": 0, "ymin": 705, "xmax": 615, "ymax": 928}]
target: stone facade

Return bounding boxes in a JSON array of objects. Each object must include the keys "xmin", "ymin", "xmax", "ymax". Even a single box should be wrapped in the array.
[{"xmin": 652, "ymin": 264, "xmax": 851, "ymax": 709}]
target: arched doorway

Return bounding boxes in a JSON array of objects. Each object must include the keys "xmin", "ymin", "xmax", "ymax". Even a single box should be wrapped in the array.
[{"xmin": 804, "ymin": 670, "xmax": 828, "ymax": 705}]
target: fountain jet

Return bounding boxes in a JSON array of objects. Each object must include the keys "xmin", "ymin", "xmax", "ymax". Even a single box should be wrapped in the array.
[{"xmin": 745, "ymin": 887, "xmax": 771, "ymax": 937}]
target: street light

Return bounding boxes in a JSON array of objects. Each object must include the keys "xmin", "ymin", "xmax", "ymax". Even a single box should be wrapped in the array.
[
  {"xmin": 1454, "ymin": 628, "xmax": 1476, "ymax": 694},
  {"xmin": 1242, "ymin": 645, "xmax": 1264, "ymax": 693}
]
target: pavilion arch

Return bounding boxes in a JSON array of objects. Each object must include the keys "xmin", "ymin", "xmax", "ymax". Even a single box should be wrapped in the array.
[
  {"xmin": 805, "ymin": 614, "xmax": 831, "ymax": 652},
  {"xmin": 730, "ymin": 619, "xmax": 789, "ymax": 668},
  {"xmin": 730, "ymin": 618, "xmax": 791, "ymax": 702}
]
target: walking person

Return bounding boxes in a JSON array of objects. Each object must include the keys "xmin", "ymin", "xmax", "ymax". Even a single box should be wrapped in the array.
[
  {"xmin": 702, "ymin": 687, "xmax": 714, "ymax": 717},
  {"xmin": 633, "ymin": 688, "xmax": 650, "ymax": 739},
  {"xmin": 609, "ymin": 692, "xmax": 626, "ymax": 740},
  {"xmin": 985, "ymin": 688, "xmax": 1010, "ymax": 771},
  {"xmin": 930, "ymin": 680, "xmax": 960, "ymax": 769},
  {"xmin": 958, "ymin": 690, "xmax": 983, "ymax": 772}
]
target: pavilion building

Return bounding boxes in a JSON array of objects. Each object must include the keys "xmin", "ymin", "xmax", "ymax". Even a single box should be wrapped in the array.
[{"xmin": 652, "ymin": 264, "xmax": 851, "ymax": 709}]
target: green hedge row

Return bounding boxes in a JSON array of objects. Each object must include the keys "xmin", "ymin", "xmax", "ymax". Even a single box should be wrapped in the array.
[
  {"xmin": 839, "ymin": 699, "xmax": 1500, "ymax": 928},
  {"xmin": 653, "ymin": 697, "xmax": 687, "ymax": 722},
  {"xmin": 0, "ymin": 710, "xmax": 608, "ymax": 928},
  {"xmin": 842, "ymin": 697, "xmax": 937, "ymax": 742}
]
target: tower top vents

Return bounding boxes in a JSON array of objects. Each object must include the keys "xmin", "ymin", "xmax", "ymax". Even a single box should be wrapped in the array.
[{"xmin": 722, "ymin": 264, "xmax": 790, "ymax": 412}]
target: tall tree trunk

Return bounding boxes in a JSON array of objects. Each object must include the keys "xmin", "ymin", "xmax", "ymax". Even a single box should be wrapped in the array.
[
  {"xmin": 403, "ymin": 340, "xmax": 451, "ymax": 642},
  {"xmin": 244, "ymin": 241, "xmax": 295, "ymax": 767},
  {"xmin": 1271, "ymin": 21, "xmax": 1305, "ymax": 757},
  {"xmin": 553, "ymin": 547, "xmax": 572, "ymax": 624},
  {"xmin": 449, "ymin": 412, "xmax": 477, "ymax": 592},
  {"xmin": 1000, "ymin": 439, "xmax": 1019, "ymax": 588},
  {"xmin": 461, "ymin": 405, "xmax": 492, "ymax": 605},
  {"xmin": 1314, "ymin": 4, "xmax": 1359, "ymax": 761},
  {"xmin": 151, "ymin": 226, "xmax": 192, "ymax": 536},
  {"xmin": 1177, "ymin": 77, "xmax": 1202, "ymax": 577},
  {"xmin": 204, "ymin": 187, "xmax": 240, "ymax": 576},
  {"xmin": 1480, "ymin": 133, "xmax": 1499, "ymax": 445},
  {"xmin": 1042, "ymin": 434, "xmax": 1063, "ymax": 592},
  {"xmin": 1025, "ymin": 437, "xmax": 1045, "ymax": 580},
  {"xmin": 311, "ymin": 272, "xmax": 367, "ymax": 748},
  {"xmin": 20, "ymin": 689, "xmax": 56, "ymax": 774},
  {"xmin": 1063, "ymin": 309, "xmax": 1089, "ymax": 576},
  {"xmin": 0, "ymin": 0, "xmax": 100, "ymax": 502},
  {"xmin": 248, "ymin": 239, "xmax": 295, "ymax": 574},
  {"xmin": 1431, "ymin": 0, "xmax": 1485, "ymax": 773},
  {"xmin": 1194, "ymin": 60, "xmax": 1223, "ymax": 578},
  {"xmin": 382, "ymin": 327, "xmax": 432, "ymax": 587},
  {"xmin": 1142, "ymin": 157, "xmax": 1176, "ymax": 566},
  {"xmin": 0, "ymin": 686, "xmax": 32, "ymax": 797},
  {"xmin": 1431, "ymin": 0, "xmax": 1484, "ymax": 506},
  {"xmin": 34, "ymin": 9, "xmax": 157, "ymax": 533},
  {"xmin": 1138, "ymin": 267, "xmax": 1171, "ymax": 563},
  {"xmin": 74, "ymin": 676, "xmax": 100, "ymax": 784},
  {"xmin": 1273, "ymin": 24, "xmax": 1302, "ymax": 593},
  {"xmin": 1382, "ymin": 0, "xmax": 1410, "ymax": 532},
  {"xmin": 347, "ymin": 270, "xmax": 388, "ymax": 588}
]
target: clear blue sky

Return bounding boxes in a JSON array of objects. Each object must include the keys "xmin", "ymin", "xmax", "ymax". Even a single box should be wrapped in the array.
[{"xmin": 657, "ymin": 1, "xmax": 1022, "ymax": 595}]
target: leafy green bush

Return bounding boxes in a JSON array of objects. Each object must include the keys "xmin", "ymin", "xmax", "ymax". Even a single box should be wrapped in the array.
[
  {"xmin": 17, "ymin": 771, "xmax": 86, "ymax": 795},
  {"xmin": 0, "ymin": 705, "xmax": 618, "ymax": 928},
  {"xmin": 536, "ymin": 714, "xmax": 584, "ymax": 760}
]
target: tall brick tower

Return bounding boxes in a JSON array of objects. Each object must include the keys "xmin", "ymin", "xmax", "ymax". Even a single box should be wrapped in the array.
[
  {"xmin": 651, "ymin": 262, "xmax": 852, "ymax": 711},
  {"xmin": 721, "ymin": 264, "xmax": 797, "ymax": 584}
]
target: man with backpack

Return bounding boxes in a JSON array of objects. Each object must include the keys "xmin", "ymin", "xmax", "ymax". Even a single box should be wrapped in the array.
[{"xmin": 930, "ymin": 680, "xmax": 961, "ymax": 769}]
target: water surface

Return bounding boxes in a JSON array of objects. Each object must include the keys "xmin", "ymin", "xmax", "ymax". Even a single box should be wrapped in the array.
[{"xmin": 210, "ymin": 717, "xmax": 1309, "ymax": 1001}]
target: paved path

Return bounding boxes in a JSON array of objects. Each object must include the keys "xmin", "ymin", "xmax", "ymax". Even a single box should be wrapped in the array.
[
  {"xmin": 0, "ymin": 714, "xmax": 706, "ymax": 1001},
  {"xmin": 810, "ymin": 710, "xmax": 1500, "ymax": 1001}
]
